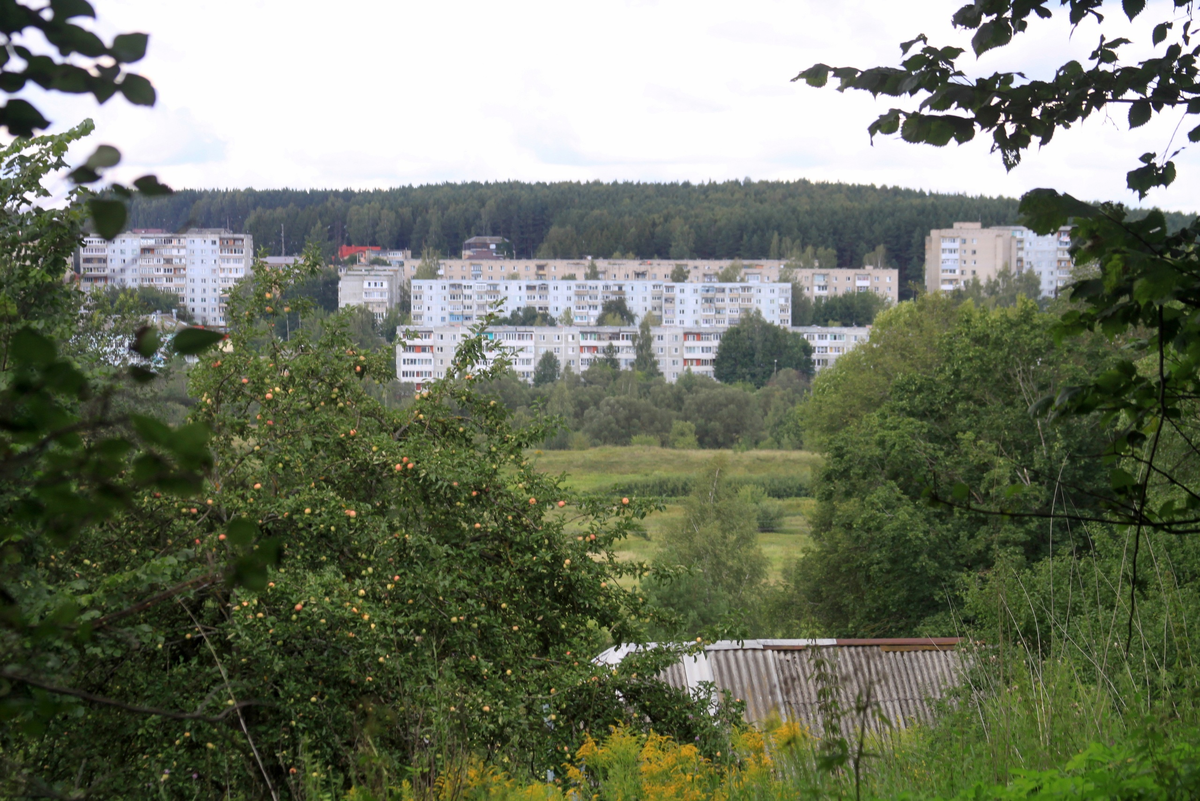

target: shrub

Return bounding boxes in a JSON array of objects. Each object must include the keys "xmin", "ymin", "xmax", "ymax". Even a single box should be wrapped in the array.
[
  {"xmin": 738, "ymin": 485, "xmax": 786, "ymax": 532},
  {"xmin": 668, "ymin": 420, "xmax": 699, "ymax": 449},
  {"xmin": 631, "ymin": 433, "xmax": 661, "ymax": 447}
]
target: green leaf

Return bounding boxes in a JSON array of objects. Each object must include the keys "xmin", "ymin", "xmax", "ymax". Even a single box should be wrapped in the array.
[
  {"xmin": 67, "ymin": 166, "xmax": 100, "ymax": 184},
  {"xmin": 226, "ymin": 518, "xmax": 258, "ymax": 548},
  {"xmin": 49, "ymin": 0, "xmax": 95, "ymax": 19},
  {"xmin": 1110, "ymin": 467, "xmax": 1138, "ymax": 491},
  {"xmin": 11, "ymin": 328, "xmax": 56, "ymax": 367},
  {"xmin": 0, "ymin": 99, "xmax": 52, "ymax": 137},
  {"xmin": 231, "ymin": 538, "xmax": 282, "ymax": 591},
  {"xmin": 131, "ymin": 414, "xmax": 173, "ymax": 447},
  {"xmin": 87, "ymin": 198, "xmax": 126, "ymax": 239},
  {"xmin": 793, "ymin": 64, "xmax": 829, "ymax": 87},
  {"xmin": 84, "ymin": 144, "xmax": 120, "ymax": 170},
  {"xmin": 900, "ymin": 34, "xmax": 928, "ymax": 55},
  {"xmin": 132, "ymin": 174, "xmax": 172, "ymax": 196},
  {"xmin": 118, "ymin": 73, "xmax": 155, "ymax": 106},
  {"xmin": 171, "ymin": 327, "xmax": 224, "ymax": 355},
  {"xmin": 1128, "ymin": 100, "xmax": 1152, "ymax": 129},
  {"xmin": 1018, "ymin": 189, "xmax": 1095, "ymax": 234},
  {"xmin": 129, "ymin": 365, "xmax": 157, "ymax": 384},
  {"xmin": 110, "ymin": 32, "xmax": 148, "ymax": 63},
  {"xmin": 1122, "ymin": 0, "xmax": 1146, "ymax": 20}
]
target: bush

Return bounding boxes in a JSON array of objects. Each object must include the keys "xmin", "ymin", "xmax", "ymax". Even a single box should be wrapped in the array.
[
  {"xmin": 609, "ymin": 474, "xmax": 809, "ymax": 501},
  {"xmin": 631, "ymin": 433, "xmax": 661, "ymax": 447},
  {"xmin": 611, "ymin": 475, "xmax": 696, "ymax": 498},
  {"xmin": 728, "ymin": 474, "xmax": 809, "ymax": 499},
  {"xmin": 738, "ymin": 485, "xmax": 786, "ymax": 532},
  {"xmin": 668, "ymin": 420, "xmax": 699, "ymax": 449}
]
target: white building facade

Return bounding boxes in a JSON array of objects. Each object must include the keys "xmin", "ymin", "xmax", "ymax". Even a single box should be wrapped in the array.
[
  {"xmin": 1013, "ymin": 227, "xmax": 1074, "ymax": 297},
  {"xmin": 410, "ymin": 279, "xmax": 792, "ymax": 328},
  {"xmin": 338, "ymin": 264, "xmax": 405, "ymax": 319},
  {"xmin": 76, "ymin": 228, "xmax": 253, "ymax": 327},
  {"xmin": 395, "ymin": 324, "xmax": 871, "ymax": 389}
]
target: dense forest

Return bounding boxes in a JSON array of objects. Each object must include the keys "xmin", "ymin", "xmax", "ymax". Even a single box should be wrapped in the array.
[{"xmin": 127, "ymin": 181, "xmax": 1031, "ymax": 290}]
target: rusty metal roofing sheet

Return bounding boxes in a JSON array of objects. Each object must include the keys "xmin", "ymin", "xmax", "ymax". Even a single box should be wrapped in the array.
[{"xmin": 649, "ymin": 639, "xmax": 966, "ymax": 730}]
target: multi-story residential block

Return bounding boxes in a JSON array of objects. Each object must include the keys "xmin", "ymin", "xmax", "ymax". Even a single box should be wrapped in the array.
[
  {"xmin": 787, "ymin": 267, "xmax": 899, "ymax": 301},
  {"xmin": 75, "ymin": 228, "xmax": 252, "ymax": 327},
  {"xmin": 794, "ymin": 325, "xmax": 871, "ymax": 370},
  {"xmin": 406, "ymin": 256, "xmax": 898, "ymax": 301},
  {"xmin": 338, "ymin": 264, "xmax": 405, "ymax": 319},
  {"xmin": 409, "ymin": 279, "xmax": 792, "ymax": 328},
  {"xmin": 925, "ymin": 222, "xmax": 1072, "ymax": 295},
  {"xmin": 925, "ymin": 222, "xmax": 1015, "ymax": 291},
  {"xmin": 395, "ymin": 323, "xmax": 871, "ymax": 389},
  {"xmin": 1013, "ymin": 226, "xmax": 1074, "ymax": 297}
]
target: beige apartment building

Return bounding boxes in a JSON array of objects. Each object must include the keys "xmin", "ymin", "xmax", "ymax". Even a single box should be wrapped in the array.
[
  {"xmin": 418, "ymin": 257, "xmax": 896, "ymax": 301},
  {"xmin": 926, "ymin": 222, "xmax": 1073, "ymax": 295},
  {"xmin": 925, "ymin": 222, "xmax": 1015, "ymax": 291},
  {"xmin": 338, "ymin": 264, "xmax": 405, "ymax": 319},
  {"xmin": 429, "ymin": 257, "xmax": 788, "ymax": 283}
]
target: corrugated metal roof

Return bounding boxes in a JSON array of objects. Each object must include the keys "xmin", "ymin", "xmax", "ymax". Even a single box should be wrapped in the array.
[{"xmin": 599, "ymin": 638, "xmax": 966, "ymax": 730}]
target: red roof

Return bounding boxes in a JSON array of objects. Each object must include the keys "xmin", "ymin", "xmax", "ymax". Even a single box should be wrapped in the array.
[{"xmin": 338, "ymin": 245, "xmax": 381, "ymax": 260}]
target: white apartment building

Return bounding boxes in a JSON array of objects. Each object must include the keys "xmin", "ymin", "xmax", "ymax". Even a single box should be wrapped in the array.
[
  {"xmin": 794, "ymin": 325, "xmax": 872, "ymax": 370},
  {"xmin": 410, "ymin": 279, "xmax": 791, "ymax": 328},
  {"xmin": 926, "ymin": 222, "xmax": 1071, "ymax": 295},
  {"xmin": 76, "ymin": 228, "xmax": 253, "ymax": 327},
  {"xmin": 338, "ymin": 264, "xmax": 405, "ymax": 319},
  {"xmin": 1013, "ymin": 227, "xmax": 1074, "ymax": 297},
  {"xmin": 395, "ymin": 324, "xmax": 871, "ymax": 389}
]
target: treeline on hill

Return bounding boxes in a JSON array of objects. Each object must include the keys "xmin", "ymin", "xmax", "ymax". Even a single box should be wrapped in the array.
[{"xmin": 127, "ymin": 181, "xmax": 1030, "ymax": 290}]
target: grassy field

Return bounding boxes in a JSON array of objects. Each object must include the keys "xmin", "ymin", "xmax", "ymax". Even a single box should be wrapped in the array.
[
  {"xmin": 529, "ymin": 446, "xmax": 821, "ymax": 492},
  {"xmin": 529, "ymin": 446, "xmax": 818, "ymax": 578}
]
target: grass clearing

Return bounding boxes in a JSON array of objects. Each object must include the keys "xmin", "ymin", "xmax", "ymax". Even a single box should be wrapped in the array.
[
  {"xmin": 529, "ymin": 446, "xmax": 821, "ymax": 493},
  {"xmin": 534, "ymin": 447, "xmax": 818, "ymax": 581}
]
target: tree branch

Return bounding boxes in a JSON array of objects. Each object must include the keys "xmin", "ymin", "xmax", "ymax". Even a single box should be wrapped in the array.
[{"xmin": 0, "ymin": 671, "xmax": 263, "ymax": 722}]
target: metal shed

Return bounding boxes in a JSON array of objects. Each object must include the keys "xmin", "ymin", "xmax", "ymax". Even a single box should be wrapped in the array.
[{"xmin": 597, "ymin": 638, "xmax": 966, "ymax": 730}]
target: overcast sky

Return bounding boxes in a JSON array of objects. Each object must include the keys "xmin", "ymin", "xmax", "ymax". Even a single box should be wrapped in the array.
[{"xmin": 25, "ymin": 0, "xmax": 1200, "ymax": 211}]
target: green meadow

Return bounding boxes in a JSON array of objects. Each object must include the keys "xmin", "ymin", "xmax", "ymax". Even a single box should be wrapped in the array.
[{"xmin": 529, "ymin": 446, "xmax": 818, "ymax": 577}]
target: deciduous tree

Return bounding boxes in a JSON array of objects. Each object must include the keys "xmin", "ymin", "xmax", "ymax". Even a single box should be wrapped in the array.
[{"xmin": 713, "ymin": 310, "xmax": 812, "ymax": 388}]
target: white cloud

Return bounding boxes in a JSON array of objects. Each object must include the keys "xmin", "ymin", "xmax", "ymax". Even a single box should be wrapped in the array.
[{"xmin": 19, "ymin": 0, "xmax": 1200, "ymax": 211}]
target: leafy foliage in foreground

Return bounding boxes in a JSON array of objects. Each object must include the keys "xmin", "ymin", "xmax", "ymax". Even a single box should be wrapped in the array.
[
  {"xmin": 777, "ymin": 296, "xmax": 1114, "ymax": 636},
  {"xmin": 1, "ymin": 245, "xmax": 743, "ymax": 798},
  {"xmin": 387, "ymin": 710, "xmax": 1200, "ymax": 801}
]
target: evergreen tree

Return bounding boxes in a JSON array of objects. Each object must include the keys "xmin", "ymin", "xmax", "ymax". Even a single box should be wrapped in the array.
[
  {"xmin": 533, "ymin": 350, "xmax": 560, "ymax": 386},
  {"xmin": 633, "ymin": 315, "xmax": 661, "ymax": 376},
  {"xmin": 598, "ymin": 298, "xmax": 636, "ymax": 326},
  {"xmin": 412, "ymin": 247, "xmax": 441, "ymax": 279},
  {"xmin": 600, "ymin": 342, "xmax": 620, "ymax": 370},
  {"xmin": 717, "ymin": 259, "xmax": 744, "ymax": 283}
]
